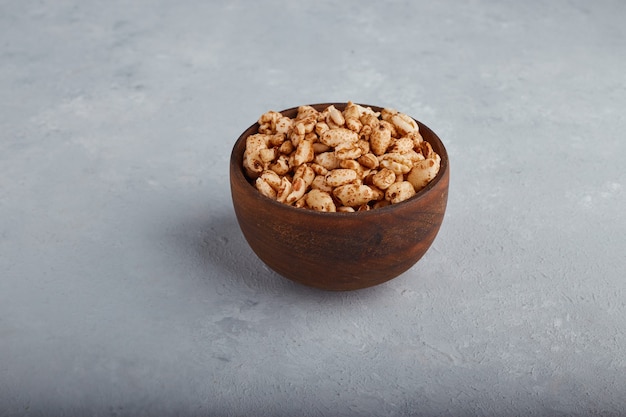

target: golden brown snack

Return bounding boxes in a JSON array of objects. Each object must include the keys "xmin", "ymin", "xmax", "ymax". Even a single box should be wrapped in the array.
[{"xmin": 244, "ymin": 102, "xmax": 440, "ymax": 212}]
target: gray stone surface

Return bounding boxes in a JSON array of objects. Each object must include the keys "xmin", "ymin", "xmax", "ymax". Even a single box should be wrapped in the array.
[{"xmin": 1, "ymin": 0, "xmax": 625, "ymax": 416}]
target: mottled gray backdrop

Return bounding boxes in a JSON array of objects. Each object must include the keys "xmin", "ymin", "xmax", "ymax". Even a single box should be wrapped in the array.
[{"xmin": 1, "ymin": 0, "xmax": 625, "ymax": 416}]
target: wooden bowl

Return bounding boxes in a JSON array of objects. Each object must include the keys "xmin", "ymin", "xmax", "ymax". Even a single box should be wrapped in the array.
[{"xmin": 229, "ymin": 103, "xmax": 449, "ymax": 291}]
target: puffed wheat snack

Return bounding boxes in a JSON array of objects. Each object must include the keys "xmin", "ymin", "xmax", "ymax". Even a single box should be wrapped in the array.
[{"xmin": 244, "ymin": 102, "xmax": 440, "ymax": 212}]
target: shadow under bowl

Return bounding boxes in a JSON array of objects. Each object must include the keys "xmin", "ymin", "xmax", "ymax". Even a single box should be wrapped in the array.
[{"xmin": 230, "ymin": 103, "xmax": 449, "ymax": 291}]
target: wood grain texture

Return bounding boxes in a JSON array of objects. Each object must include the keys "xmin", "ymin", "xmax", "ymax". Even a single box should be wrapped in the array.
[{"xmin": 230, "ymin": 103, "xmax": 449, "ymax": 290}]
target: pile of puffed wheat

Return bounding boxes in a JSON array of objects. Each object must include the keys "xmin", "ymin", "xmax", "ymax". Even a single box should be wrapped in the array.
[{"xmin": 243, "ymin": 102, "xmax": 441, "ymax": 212}]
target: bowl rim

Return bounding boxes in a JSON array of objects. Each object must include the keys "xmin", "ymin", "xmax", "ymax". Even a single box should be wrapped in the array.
[{"xmin": 230, "ymin": 102, "xmax": 449, "ymax": 218}]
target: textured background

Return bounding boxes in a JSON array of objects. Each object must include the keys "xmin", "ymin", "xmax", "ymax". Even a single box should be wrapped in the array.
[{"xmin": 1, "ymin": 0, "xmax": 625, "ymax": 416}]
